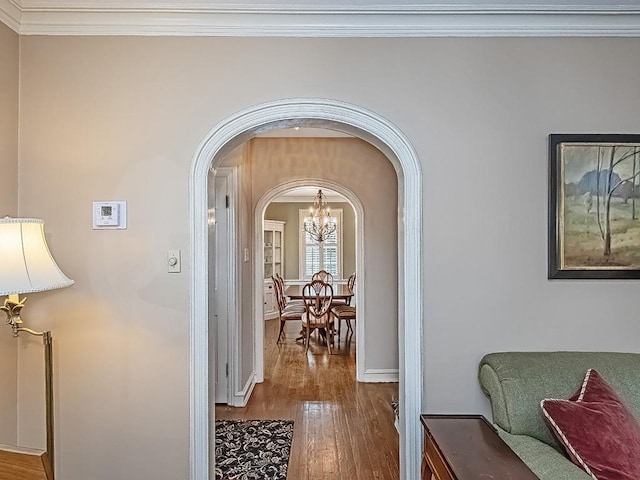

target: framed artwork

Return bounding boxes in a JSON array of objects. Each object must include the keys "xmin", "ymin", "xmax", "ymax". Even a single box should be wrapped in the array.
[{"xmin": 549, "ymin": 134, "xmax": 640, "ymax": 279}]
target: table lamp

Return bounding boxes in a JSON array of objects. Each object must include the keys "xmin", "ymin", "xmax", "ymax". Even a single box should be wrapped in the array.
[{"xmin": 0, "ymin": 217, "xmax": 74, "ymax": 479}]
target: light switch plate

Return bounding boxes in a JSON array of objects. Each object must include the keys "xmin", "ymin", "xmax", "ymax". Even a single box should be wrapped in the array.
[{"xmin": 168, "ymin": 249, "xmax": 181, "ymax": 273}]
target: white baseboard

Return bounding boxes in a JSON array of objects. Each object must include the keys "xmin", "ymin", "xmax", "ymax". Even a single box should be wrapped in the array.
[
  {"xmin": 361, "ymin": 368, "xmax": 399, "ymax": 383},
  {"xmin": 231, "ymin": 373, "xmax": 256, "ymax": 407}
]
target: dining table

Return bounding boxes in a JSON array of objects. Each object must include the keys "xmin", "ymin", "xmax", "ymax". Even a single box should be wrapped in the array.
[
  {"xmin": 284, "ymin": 284, "xmax": 354, "ymax": 303},
  {"xmin": 284, "ymin": 284, "xmax": 354, "ymax": 344}
]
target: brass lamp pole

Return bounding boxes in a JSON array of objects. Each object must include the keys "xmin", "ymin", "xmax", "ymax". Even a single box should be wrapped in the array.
[{"xmin": 0, "ymin": 218, "xmax": 74, "ymax": 480}]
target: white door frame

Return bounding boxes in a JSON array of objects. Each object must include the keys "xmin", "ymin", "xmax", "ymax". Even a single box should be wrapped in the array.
[
  {"xmin": 212, "ymin": 173, "xmax": 229, "ymax": 403},
  {"xmin": 254, "ymin": 179, "xmax": 366, "ymax": 384},
  {"xmin": 189, "ymin": 98, "xmax": 423, "ymax": 480},
  {"xmin": 210, "ymin": 167, "xmax": 239, "ymax": 405}
]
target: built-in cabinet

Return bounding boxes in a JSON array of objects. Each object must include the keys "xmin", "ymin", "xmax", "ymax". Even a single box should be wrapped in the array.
[{"xmin": 263, "ymin": 220, "xmax": 285, "ymax": 319}]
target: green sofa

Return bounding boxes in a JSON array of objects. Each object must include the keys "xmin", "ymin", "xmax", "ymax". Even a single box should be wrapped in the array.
[{"xmin": 479, "ymin": 352, "xmax": 640, "ymax": 479}]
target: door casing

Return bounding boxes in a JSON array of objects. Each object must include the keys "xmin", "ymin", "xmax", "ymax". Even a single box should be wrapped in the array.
[{"xmin": 190, "ymin": 98, "xmax": 423, "ymax": 480}]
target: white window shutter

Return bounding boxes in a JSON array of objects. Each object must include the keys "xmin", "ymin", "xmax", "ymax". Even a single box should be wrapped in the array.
[{"xmin": 305, "ymin": 245, "xmax": 320, "ymax": 277}]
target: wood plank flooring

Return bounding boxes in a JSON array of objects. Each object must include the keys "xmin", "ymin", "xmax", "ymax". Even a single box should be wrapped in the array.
[
  {"xmin": 0, "ymin": 445, "xmax": 52, "ymax": 480},
  {"xmin": 215, "ymin": 319, "xmax": 399, "ymax": 479}
]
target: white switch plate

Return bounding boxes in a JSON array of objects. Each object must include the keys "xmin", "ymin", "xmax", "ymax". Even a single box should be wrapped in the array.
[
  {"xmin": 244, "ymin": 248, "xmax": 249, "ymax": 262},
  {"xmin": 92, "ymin": 201, "xmax": 127, "ymax": 230},
  {"xmin": 168, "ymin": 249, "xmax": 181, "ymax": 273}
]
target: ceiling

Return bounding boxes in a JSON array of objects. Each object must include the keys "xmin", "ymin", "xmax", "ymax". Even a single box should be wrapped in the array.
[
  {"xmin": 1, "ymin": 0, "xmax": 640, "ymax": 36},
  {"xmin": 272, "ymin": 186, "xmax": 346, "ymax": 203},
  {"xmin": 258, "ymin": 127, "xmax": 351, "ymax": 138}
]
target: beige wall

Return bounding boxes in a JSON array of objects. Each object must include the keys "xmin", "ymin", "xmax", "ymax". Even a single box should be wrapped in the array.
[
  {"xmin": 0, "ymin": 22, "xmax": 18, "ymax": 214},
  {"xmin": 12, "ymin": 35, "xmax": 640, "ymax": 480},
  {"xmin": 0, "ymin": 21, "xmax": 18, "ymax": 446},
  {"xmin": 265, "ymin": 200, "xmax": 356, "ymax": 279}
]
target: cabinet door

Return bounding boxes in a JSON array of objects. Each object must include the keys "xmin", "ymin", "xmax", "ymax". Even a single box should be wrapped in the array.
[
  {"xmin": 264, "ymin": 229, "xmax": 274, "ymax": 279},
  {"xmin": 264, "ymin": 284, "xmax": 275, "ymax": 318},
  {"xmin": 274, "ymin": 229, "xmax": 282, "ymax": 276}
]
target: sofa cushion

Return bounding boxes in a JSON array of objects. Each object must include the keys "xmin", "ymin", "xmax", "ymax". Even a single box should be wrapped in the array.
[
  {"xmin": 498, "ymin": 429, "xmax": 592, "ymax": 480},
  {"xmin": 541, "ymin": 369, "xmax": 640, "ymax": 480},
  {"xmin": 479, "ymin": 352, "xmax": 640, "ymax": 447}
]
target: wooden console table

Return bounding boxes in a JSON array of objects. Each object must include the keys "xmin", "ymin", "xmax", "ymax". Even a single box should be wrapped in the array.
[{"xmin": 420, "ymin": 414, "xmax": 538, "ymax": 480}]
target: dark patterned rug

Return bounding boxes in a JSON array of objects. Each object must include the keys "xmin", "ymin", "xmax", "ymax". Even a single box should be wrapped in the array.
[{"xmin": 215, "ymin": 420, "xmax": 294, "ymax": 479}]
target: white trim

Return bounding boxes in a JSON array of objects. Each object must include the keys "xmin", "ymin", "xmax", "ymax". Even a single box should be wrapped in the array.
[
  {"xmin": 0, "ymin": 0, "xmax": 21, "ymax": 32},
  {"xmin": 254, "ymin": 216, "xmax": 265, "ymax": 383},
  {"xmin": 190, "ymin": 98, "xmax": 423, "ymax": 480},
  {"xmin": 362, "ymin": 368, "xmax": 400, "ymax": 383},
  {"xmin": 3, "ymin": 1, "xmax": 640, "ymax": 37},
  {"xmin": 189, "ymin": 116, "xmax": 210, "ymax": 480},
  {"xmin": 213, "ymin": 167, "xmax": 239, "ymax": 406},
  {"xmin": 255, "ymin": 180, "xmax": 364, "ymax": 385},
  {"xmin": 231, "ymin": 372, "xmax": 256, "ymax": 408},
  {"xmin": 577, "ymin": 368, "xmax": 593, "ymax": 402}
]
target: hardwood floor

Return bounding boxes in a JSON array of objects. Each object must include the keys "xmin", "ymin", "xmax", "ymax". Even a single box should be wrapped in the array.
[{"xmin": 216, "ymin": 319, "xmax": 400, "ymax": 479}]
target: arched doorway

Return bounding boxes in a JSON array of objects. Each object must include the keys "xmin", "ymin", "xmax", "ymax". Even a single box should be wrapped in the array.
[
  {"xmin": 190, "ymin": 98, "xmax": 423, "ymax": 479},
  {"xmin": 254, "ymin": 179, "xmax": 366, "ymax": 382}
]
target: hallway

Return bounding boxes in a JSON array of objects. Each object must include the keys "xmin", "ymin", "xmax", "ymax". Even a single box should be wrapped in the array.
[{"xmin": 215, "ymin": 319, "xmax": 399, "ymax": 479}]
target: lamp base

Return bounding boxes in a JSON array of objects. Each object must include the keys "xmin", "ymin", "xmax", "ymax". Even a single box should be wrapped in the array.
[{"xmin": 1, "ymin": 296, "xmax": 55, "ymax": 479}]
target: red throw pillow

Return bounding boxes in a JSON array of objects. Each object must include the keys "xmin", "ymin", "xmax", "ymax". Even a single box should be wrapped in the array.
[{"xmin": 541, "ymin": 369, "xmax": 640, "ymax": 480}]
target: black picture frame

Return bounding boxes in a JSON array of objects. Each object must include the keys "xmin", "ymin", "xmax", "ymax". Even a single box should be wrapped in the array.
[{"xmin": 549, "ymin": 134, "xmax": 640, "ymax": 279}]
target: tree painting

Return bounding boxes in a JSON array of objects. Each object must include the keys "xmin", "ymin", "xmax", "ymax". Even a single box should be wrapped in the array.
[{"xmin": 560, "ymin": 140, "xmax": 640, "ymax": 270}]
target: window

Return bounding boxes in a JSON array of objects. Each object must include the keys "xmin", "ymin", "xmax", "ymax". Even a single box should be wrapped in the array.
[{"xmin": 299, "ymin": 209, "xmax": 342, "ymax": 279}]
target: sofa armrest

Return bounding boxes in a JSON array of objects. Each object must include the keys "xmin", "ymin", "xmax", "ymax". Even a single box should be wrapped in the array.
[{"xmin": 497, "ymin": 428, "xmax": 591, "ymax": 480}]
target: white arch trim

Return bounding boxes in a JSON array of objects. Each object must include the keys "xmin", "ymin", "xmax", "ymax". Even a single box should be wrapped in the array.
[
  {"xmin": 189, "ymin": 98, "xmax": 423, "ymax": 480},
  {"xmin": 254, "ymin": 178, "xmax": 368, "ymax": 384}
]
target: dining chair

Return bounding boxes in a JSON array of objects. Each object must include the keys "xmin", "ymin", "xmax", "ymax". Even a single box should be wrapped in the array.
[
  {"xmin": 302, "ymin": 280, "xmax": 335, "ymax": 354},
  {"xmin": 347, "ymin": 272, "xmax": 356, "ymax": 294},
  {"xmin": 332, "ymin": 273, "xmax": 356, "ymax": 341},
  {"xmin": 331, "ymin": 273, "xmax": 356, "ymax": 343},
  {"xmin": 312, "ymin": 269, "xmax": 334, "ymax": 284},
  {"xmin": 331, "ymin": 272, "xmax": 355, "ymax": 306},
  {"xmin": 274, "ymin": 272, "xmax": 285, "ymax": 292},
  {"xmin": 275, "ymin": 272, "xmax": 303, "ymax": 307},
  {"xmin": 272, "ymin": 276, "xmax": 305, "ymax": 344},
  {"xmin": 331, "ymin": 303, "xmax": 356, "ymax": 338}
]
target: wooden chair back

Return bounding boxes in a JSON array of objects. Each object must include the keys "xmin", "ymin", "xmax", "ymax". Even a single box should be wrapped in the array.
[
  {"xmin": 343, "ymin": 273, "xmax": 356, "ymax": 306},
  {"xmin": 347, "ymin": 273, "xmax": 356, "ymax": 292},
  {"xmin": 312, "ymin": 269, "xmax": 334, "ymax": 284},
  {"xmin": 273, "ymin": 275, "xmax": 305, "ymax": 344},
  {"xmin": 272, "ymin": 275, "xmax": 287, "ymax": 313},
  {"xmin": 302, "ymin": 280, "xmax": 334, "ymax": 324}
]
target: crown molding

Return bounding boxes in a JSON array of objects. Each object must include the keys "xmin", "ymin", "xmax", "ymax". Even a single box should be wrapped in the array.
[
  {"xmin": 0, "ymin": 0, "xmax": 21, "ymax": 32},
  {"xmin": 2, "ymin": 1, "xmax": 640, "ymax": 36}
]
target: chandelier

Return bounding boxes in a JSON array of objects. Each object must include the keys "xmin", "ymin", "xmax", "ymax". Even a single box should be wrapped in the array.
[{"xmin": 304, "ymin": 189, "xmax": 336, "ymax": 243}]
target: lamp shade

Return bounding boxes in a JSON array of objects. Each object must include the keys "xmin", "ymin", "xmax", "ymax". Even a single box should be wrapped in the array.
[{"xmin": 0, "ymin": 217, "xmax": 74, "ymax": 295}]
